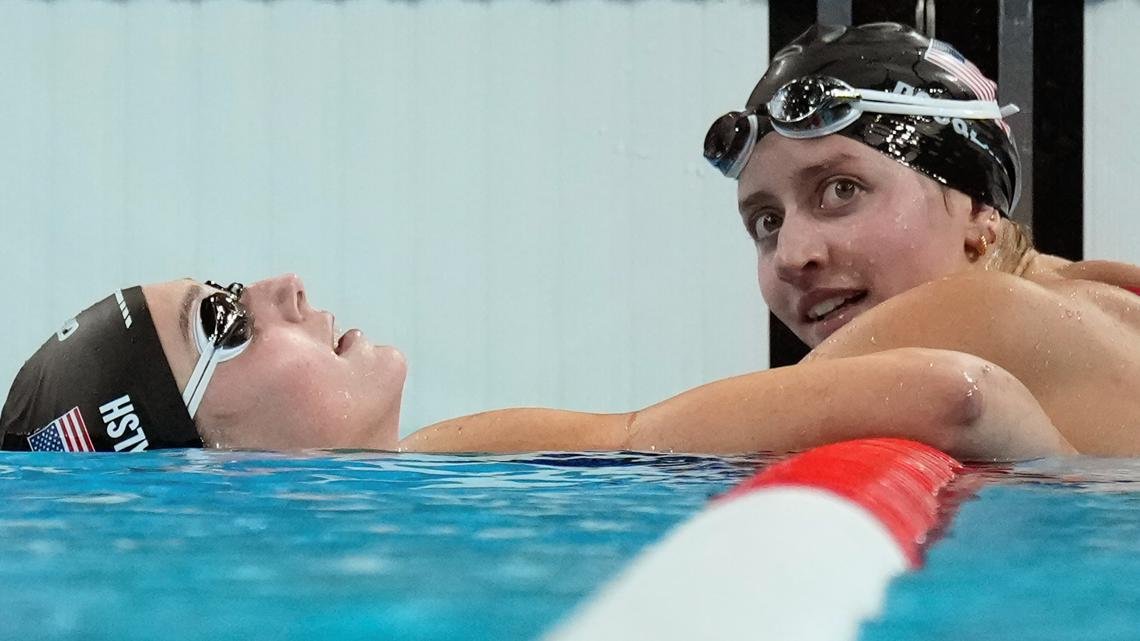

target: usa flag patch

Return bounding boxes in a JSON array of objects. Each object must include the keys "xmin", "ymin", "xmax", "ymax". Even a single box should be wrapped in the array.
[
  {"xmin": 28, "ymin": 406, "xmax": 95, "ymax": 452},
  {"xmin": 924, "ymin": 39, "xmax": 1010, "ymax": 133}
]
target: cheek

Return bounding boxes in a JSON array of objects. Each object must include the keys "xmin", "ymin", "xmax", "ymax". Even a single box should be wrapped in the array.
[
  {"xmin": 755, "ymin": 251, "xmax": 792, "ymax": 312},
  {"xmin": 847, "ymin": 189, "xmax": 955, "ymax": 277},
  {"xmin": 261, "ymin": 347, "xmax": 361, "ymax": 421},
  {"xmin": 220, "ymin": 339, "xmax": 355, "ymax": 441},
  {"xmin": 756, "ymin": 251, "xmax": 776, "ymax": 294}
]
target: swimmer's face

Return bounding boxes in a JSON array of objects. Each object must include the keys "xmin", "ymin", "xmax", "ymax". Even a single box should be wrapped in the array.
[
  {"xmin": 145, "ymin": 274, "xmax": 407, "ymax": 450},
  {"xmin": 737, "ymin": 134, "xmax": 990, "ymax": 347}
]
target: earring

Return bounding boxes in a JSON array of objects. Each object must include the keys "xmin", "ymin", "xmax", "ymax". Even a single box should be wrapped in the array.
[{"xmin": 978, "ymin": 234, "xmax": 989, "ymax": 257}]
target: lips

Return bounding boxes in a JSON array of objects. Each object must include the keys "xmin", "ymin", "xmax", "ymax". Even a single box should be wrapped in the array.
[
  {"xmin": 335, "ymin": 329, "xmax": 363, "ymax": 355},
  {"xmin": 798, "ymin": 289, "xmax": 869, "ymax": 324}
]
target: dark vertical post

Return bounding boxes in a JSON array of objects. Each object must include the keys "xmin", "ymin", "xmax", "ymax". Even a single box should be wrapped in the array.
[
  {"xmin": 766, "ymin": 1, "xmax": 819, "ymax": 368},
  {"xmin": 852, "ymin": 0, "xmax": 917, "ymax": 27},
  {"xmin": 1030, "ymin": 3, "xmax": 1082, "ymax": 260}
]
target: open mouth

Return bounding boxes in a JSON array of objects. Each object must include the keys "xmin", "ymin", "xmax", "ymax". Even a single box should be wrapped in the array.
[
  {"xmin": 335, "ymin": 329, "xmax": 362, "ymax": 355},
  {"xmin": 805, "ymin": 291, "xmax": 868, "ymax": 323}
]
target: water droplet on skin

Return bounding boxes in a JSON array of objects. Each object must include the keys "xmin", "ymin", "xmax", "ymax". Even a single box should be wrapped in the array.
[
  {"xmin": 870, "ymin": 335, "xmax": 877, "ymax": 345},
  {"xmin": 963, "ymin": 371, "xmax": 979, "ymax": 397}
]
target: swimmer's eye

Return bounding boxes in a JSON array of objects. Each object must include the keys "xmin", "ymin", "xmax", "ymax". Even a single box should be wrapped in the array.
[
  {"xmin": 820, "ymin": 177, "xmax": 864, "ymax": 209},
  {"xmin": 748, "ymin": 210, "xmax": 783, "ymax": 241}
]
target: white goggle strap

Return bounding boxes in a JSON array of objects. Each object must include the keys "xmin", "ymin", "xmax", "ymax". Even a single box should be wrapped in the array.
[
  {"xmin": 183, "ymin": 344, "xmax": 218, "ymax": 419},
  {"xmin": 854, "ymin": 88, "xmax": 1019, "ymax": 120},
  {"xmin": 183, "ymin": 340, "xmax": 250, "ymax": 419},
  {"xmin": 182, "ymin": 299, "xmax": 251, "ymax": 419}
]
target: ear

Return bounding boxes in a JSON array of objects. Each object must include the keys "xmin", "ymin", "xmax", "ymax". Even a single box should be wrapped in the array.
[{"xmin": 962, "ymin": 198, "xmax": 1001, "ymax": 260}]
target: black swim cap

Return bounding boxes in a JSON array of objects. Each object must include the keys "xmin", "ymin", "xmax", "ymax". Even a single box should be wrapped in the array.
[
  {"xmin": 1, "ymin": 287, "xmax": 202, "ymax": 452},
  {"xmin": 710, "ymin": 22, "xmax": 1021, "ymax": 215}
]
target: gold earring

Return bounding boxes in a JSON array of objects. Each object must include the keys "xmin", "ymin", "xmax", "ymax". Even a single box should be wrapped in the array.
[{"xmin": 979, "ymin": 234, "xmax": 989, "ymax": 257}]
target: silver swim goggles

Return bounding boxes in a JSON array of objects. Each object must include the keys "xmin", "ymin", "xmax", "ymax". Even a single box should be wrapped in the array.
[
  {"xmin": 704, "ymin": 75, "xmax": 1019, "ymax": 179},
  {"xmin": 182, "ymin": 281, "xmax": 254, "ymax": 418}
]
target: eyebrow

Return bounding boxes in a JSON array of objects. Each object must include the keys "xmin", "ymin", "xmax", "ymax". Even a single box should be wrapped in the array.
[
  {"xmin": 179, "ymin": 281, "xmax": 204, "ymax": 354},
  {"xmin": 738, "ymin": 152, "xmax": 861, "ymax": 215}
]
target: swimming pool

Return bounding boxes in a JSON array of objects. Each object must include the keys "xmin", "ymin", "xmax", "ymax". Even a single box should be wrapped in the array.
[
  {"xmin": 0, "ymin": 451, "xmax": 756, "ymax": 641},
  {"xmin": 0, "ymin": 451, "xmax": 1136, "ymax": 640}
]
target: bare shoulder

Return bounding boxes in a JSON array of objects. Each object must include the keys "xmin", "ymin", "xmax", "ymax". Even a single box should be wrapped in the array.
[
  {"xmin": 808, "ymin": 269, "xmax": 1139, "ymax": 372},
  {"xmin": 807, "ymin": 264, "xmax": 1140, "ymax": 455},
  {"xmin": 1054, "ymin": 259, "xmax": 1140, "ymax": 289},
  {"xmin": 1032, "ymin": 259, "xmax": 1140, "ymax": 329}
]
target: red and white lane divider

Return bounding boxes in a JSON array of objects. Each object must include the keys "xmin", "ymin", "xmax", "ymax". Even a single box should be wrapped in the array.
[{"xmin": 547, "ymin": 438, "xmax": 962, "ymax": 641}]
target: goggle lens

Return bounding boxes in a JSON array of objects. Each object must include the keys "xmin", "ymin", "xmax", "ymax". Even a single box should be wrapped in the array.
[
  {"xmin": 199, "ymin": 281, "xmax": 253, "ymax": 354},
  {"xmin": 768, "ymin": 77, "xmax": 828, "ymax": 123},
  {"xmin": 768, "ymin": 77, "xmax": 863, "ymax": 138},
  {"xmin": 703, "ymin": 111, "xmax": 762, "ymax": 179}
]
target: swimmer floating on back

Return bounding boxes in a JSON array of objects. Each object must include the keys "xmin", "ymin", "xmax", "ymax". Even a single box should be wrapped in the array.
[{"xmin": 3, "ymin": 24, "xmax": 1139, "ymax": 459}]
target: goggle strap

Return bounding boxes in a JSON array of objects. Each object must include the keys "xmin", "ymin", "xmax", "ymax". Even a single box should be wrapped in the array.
[
  {"xmin": 855, "ymin": 99, "xmax": 1004, "ymax": 120},
  {"xmin": 856, "ymin": 88, "xmax": 984, "ymax": 108},
  {"xmin": 849, "ymin": 89, "xmax": 1016, "ymax": 121},
  {"xmin": 183, "ymin": 345, "xmax": 218, "ymax": 418}
]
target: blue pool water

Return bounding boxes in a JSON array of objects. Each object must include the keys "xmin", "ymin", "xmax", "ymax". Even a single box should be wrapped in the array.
[
  {"xmin": 0, "ymin": 450, "xmax": 756, "ymax": 641},
  {"xmin": 862, "ymin": 458, "xmax": 1140, "ymax": 641},
  {"xmin": 2, "ymin": 452, "xmax": 1137, "ymax": 641}
]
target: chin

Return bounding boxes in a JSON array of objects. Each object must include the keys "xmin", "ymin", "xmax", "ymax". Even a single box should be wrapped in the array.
[{"xmin": 378, "ymin": 345, "xmax": 408, "ymax": 378}]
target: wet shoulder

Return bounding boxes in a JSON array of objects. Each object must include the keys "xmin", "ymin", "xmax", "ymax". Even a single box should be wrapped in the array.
[
  {"xmin": 1033, "ymin": 260, "xmax": 1140, "ymax": 330},
  {"xmin": 1053, "ymin": 259, "xmax": 1140, "ymax": 291},
  {"xmin": 809, "ymin": 269, "xmax": 1137, "ymax": 364}
]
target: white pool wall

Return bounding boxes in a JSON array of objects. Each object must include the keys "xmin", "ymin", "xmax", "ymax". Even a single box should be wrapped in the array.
[
  {"xmin": 1084, "ymin": 0, "xmax": 1140, "ymax": 264},
  {"xmin": 0, "ymin": 0, "xmax": 770, "ymax": 434}
]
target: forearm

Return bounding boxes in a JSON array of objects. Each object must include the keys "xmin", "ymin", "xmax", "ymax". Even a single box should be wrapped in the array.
[
  {"xmin": 398, "ymin": 408, "xmax": 632, "ymax": 453},
  {"xmin": 628, "ymin": 348, "xmax": 1073, "ymax": 460},
  {"xmin": 400, "ymin": 348, "xmax": 1073, "ymax": 459}
]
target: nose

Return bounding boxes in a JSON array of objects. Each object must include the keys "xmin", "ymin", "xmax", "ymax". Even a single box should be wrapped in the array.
[
  {"xmin": 773, "ymin": 211, "xmax": 828, "ymax": 287},
  {"xmin": 245, "ymin": 273, "xmax": 307, "ymax": 322}
]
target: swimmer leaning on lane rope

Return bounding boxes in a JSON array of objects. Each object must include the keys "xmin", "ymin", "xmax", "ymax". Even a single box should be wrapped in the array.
[
  {"xmin": 403, "ymin": 23, "xmax": 1140, "ymax": 458},
  {"xmin": 0, "ymin": 274, "xmax": 1065, "ymax": 458},
  {"xmin": 3, "ymin": 23, "xmax": 1139, "ymax": 458}
]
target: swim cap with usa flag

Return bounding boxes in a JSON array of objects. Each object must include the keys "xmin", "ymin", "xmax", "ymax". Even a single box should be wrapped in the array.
[
  {"xmin": 1, "ymin": 286, "xmax": 202, "ymax": 452},
  {"xmin": 742, "ymin": 22, "xmax": 1021, "ymax": 216}
]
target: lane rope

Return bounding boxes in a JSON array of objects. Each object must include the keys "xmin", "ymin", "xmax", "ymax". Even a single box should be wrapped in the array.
[{"xmin": 548, "ymin": 438, "xmax": 963, "ymax": 641}]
